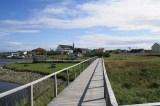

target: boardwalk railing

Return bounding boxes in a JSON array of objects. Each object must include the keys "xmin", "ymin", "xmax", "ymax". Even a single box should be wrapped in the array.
[
  {"xmin": 102, "ymin": 57, "xmax": 118, "ymax": 106},
  {"xmin": 0, "ymin": 57, "xmax": 97, "ymax": 106}
]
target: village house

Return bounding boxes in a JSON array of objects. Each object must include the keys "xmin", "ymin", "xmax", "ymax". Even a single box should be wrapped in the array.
[
  {"xmin": 56, "ymin": 43, "xmax": 74, "ymax": 54},
  {"xmin": 130, "ymin": 49, "xmax": 144, "ymax": 53},
  {"xmin": 74, "ymin": 48, "xmax": 89, "ymax": 54},
  {"xmin": 74, "ymin": 48, "xmax": 90, "ymax": 57},
  {"xmin": 31, "ymin": 47, "xmax": 47, "ymax": 62},
  {"xmin": 32, "ymin": 47, "xmax": 47, "ymax": 55},
  {"xmin": 152, "ymin": 43, "xmax": 160, "ymax": 53}
]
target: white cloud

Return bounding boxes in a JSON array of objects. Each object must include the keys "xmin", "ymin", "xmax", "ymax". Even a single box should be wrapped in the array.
[
  {"xmin": 30, "ymin": 0, "xmax": 160, "ymax": 32},
  {"xmin": 1, "ymin": 0, "xmax": 160, "ymax": 32},
  {"xmin": 8, "ymin": 42, "xmax": 23, "ymax": 45},
  {"xmin": 75, "ymin": 34, "xmax": 160, "ymax": 49}
]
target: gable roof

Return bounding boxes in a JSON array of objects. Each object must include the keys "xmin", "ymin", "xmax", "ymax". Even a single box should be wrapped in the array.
[
  {"xmin": 32, "ymin": 47, "xmax": 47, "ymax": 52},
  {"xmin": 130, "ymin": 49, "xmax": 144, "ymax": 53},
  {"xmin": 74, "ymin": 48, "xmax": 89, "ymax": 53},
  {"xmin": 59, "ymin": 45, "xmax": 73, "ymax": 50},
  {"xmin": 154, "ymin": 43, "xmax": 160, "ymax": 46},
  {"xmin": 75, "ymin": 48, "xmax": 89, "ymax": 51}
]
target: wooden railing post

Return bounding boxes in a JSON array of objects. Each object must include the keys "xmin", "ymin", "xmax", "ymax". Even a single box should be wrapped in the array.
[
  {"xmin": 83, "ymin": 62, "xmax": 84, "ymax": 71},
  {"xmin": 54, "ymin": 74, "xmax": 57, "ymax": 97},
  {"xmin": 79, "ymin": 64, "xmax": 81, "ymax": 75},
  {"xmin": 66, "ymin": 69, "xmax": 69, "ymax": 86},
  {"xmin": 74, "ymin": 66, "xmax": 76, "ymax": 79},
  {"xmin": 28, "ymin": 85, "xmax": 33, "ymax": 106},
  {"xmin": 102, "ymin": 58, "xmax": 106, "ymax": 99},
  {"xmin": 103, "ymin": 68, "xmax": 107, "ymax": 99}
]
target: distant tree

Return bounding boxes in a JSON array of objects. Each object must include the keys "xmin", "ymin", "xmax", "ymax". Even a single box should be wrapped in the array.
[
  {"xmin": 0, "ymin": 53, "xmax": 7, "ymax": 58},
  {"xmin": 103, "ymin": 50, "xmax": 110, "ymax": 57},
  {"xmin": 47, "ymin": 49, "xmax": 55, "ymax": 56},
  {"xmin": 84, "ymin": 50, "xmax": 110, "ymax": 57},
  {"xmin": 112, "ymin": 50, "xmax": 120, "ymax": 54}
]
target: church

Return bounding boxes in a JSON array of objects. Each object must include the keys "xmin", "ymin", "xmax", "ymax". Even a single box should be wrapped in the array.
[{"xmin": 56, "ymin": 43, "xmax": 74, "ymax": 54}]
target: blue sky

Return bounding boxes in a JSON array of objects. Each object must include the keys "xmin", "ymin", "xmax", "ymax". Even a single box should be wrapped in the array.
[{"xmin": 1, "ymin": 0, "xmax": 160, "ymax": 51}]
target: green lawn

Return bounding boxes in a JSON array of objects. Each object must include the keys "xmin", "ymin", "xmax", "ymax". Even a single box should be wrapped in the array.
[
  {"xmin": 5, "ymin": 62, "xmax": 76, "ymax": 74},
  {"xmin": 105, "ymin": 53, "xmax": 160, "ymax": 105}
]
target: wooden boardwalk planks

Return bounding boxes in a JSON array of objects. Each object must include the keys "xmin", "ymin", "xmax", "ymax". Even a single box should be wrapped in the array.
[{"xmin": 47, "ymin": 58, "xmax": 106, "ymax": 106}]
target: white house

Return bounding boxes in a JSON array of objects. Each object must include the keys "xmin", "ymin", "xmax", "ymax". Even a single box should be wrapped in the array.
[
  {"xmin": 56, "ymin": 45, "xmax": 74, "ymax": 53},
  {"xmin": 152, "ymin": 43, "xmax": 160, "ymax": 53}
]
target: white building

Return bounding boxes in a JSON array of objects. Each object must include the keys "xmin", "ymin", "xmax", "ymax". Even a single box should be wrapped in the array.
[
  {"xmin": 56, "ymin": 45, "xmax": 74, "ymax": 53},
  {"xmin": 152, "ymin": 43, "xmax": 160, "ymax": 53}
]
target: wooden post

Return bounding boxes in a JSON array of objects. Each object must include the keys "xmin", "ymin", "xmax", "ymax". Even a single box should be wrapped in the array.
[
  {"xmin": 66, "ymin": 69, "xmax": 69, "ymax": 85},
  {"xmin": 104, "ymin": 76, "xmax": 106, "ymax": 99},
  {"xmin": 28, "ymin": 85, "xmax": 33, "ymax": 106},
  {"xmin": 74, "ymin": 67, "xmax": 76, "ymax": 79},
  {"xmin": 102, "ymin": 58, "xmax": 106, "ymax": 99},
  {"xmin": 79, "ymin": 64, "xmax": 81, "ymax": 74},
  {"xmin": 54, "ymin": 74, "xmax": 57, "ymax": 97},
  {"xmin": 82, "ymin": 62, "xmax": 84, "ymax": 71}
]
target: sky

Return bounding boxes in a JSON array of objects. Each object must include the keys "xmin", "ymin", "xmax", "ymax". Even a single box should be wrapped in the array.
[{"xmin": 1, "ymin": 0, "xmax": 160, "ymax": 51}]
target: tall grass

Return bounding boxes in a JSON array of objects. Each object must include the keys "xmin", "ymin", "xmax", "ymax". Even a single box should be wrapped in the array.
[{"xmin": 105, "ymin": 53, "xmax": 160, "ymax": 105}]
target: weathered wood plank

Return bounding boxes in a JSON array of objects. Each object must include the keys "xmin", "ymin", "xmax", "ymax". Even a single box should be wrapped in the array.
[{"xmin": 48, "ymin": 58, "xmax": 106, "ymax": 106}]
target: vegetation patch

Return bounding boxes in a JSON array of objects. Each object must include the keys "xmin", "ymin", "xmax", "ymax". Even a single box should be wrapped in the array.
[
  {"xmin": 4, "ymin": 62, "xmax": 75, "ymax": 75},
  {"xmin": 105, "ymin": 53, "xmax": 160, "ymax": 105}
]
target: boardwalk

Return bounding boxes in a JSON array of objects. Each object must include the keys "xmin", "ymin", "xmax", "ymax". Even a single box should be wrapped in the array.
[{"xmin": 48, "ymin": 58, "xmax": 106, "ymax": 106}]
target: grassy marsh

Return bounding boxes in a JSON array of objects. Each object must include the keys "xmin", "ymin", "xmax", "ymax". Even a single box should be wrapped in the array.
[{"xmin": 105, "ymin": 53, "xmax": 160, "ymax": 105}]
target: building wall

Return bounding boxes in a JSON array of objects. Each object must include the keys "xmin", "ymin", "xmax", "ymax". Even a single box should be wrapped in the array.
[
  {"xmin": 56, "ymin": 46, "xmax": 63, "ymax": 51},
  {"xmin": 152, "ymin": 44, "xmax": 160, "ymax": 53},
  {"xmin": 56, "ymin": 46, "xmax": 73, "ymax": 53}
]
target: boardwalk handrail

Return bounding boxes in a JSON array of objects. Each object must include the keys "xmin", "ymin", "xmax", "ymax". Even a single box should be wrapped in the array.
[
  {"xmin": 102, "ymin": 57, "xmax": 118, "ymax": 106},
  {"xmin": 0, "ymin": 57, "xmax": 97, "ymax": 106}
]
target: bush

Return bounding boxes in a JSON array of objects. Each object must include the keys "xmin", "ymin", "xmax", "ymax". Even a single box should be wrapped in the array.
[
  {"xmin": 84, "ymin": 51, "xmax": 110, "ymax": 57},
  {"xmin": 103, "ymin": 51, "xmax": 110, "ymax": 57}
]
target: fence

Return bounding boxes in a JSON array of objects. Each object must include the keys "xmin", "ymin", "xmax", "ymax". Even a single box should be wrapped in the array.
[
  {"xmin": 0, "ymin": 57, "xmax": 97, "ymax": 106},
  {"xmin": 102, "ymin": 57, "xmax": 118, "ymax": 106}
]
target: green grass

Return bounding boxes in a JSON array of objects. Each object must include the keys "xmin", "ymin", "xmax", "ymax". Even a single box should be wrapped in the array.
[
  {"xmin": 5, "ymin": 62, "xmax": 75, "ymax": 74},
  {"xmin": 105, "ymin": 53, "xmax": 160, "ymax": 105}
]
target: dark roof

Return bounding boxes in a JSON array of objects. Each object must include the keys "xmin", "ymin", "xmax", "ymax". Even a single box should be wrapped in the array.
[
  {"xmin": 74, "ymin": 48, "xmax": 89, "ymax": 53},
  {"xmin": 75, "ymin": 48, "xmax": 88, "ymax": 51},
  {"xmin": 59, "ymin": 45, "xmax": 73, "ymax": 50},
  {"xmin": 32, "ymin": 48, "xmax": 47, "ymax": 52},
  {"xmin": 154, "ymin": 43, "xmax": 160, "ymax": 46},
  {"xmin": 130, "ymin": 49, "xmax": 144, "ymax": 53}
]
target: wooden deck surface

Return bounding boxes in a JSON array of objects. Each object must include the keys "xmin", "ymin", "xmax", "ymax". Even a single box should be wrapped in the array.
[{"xmin": 48, "ymin": 58, "xmax": 106, "ymax": 106}]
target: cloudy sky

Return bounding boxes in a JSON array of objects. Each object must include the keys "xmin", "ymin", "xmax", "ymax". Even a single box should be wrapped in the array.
[{"xmin": 1, "ymin": 0, "xmax": 160, "ymax": 51}]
